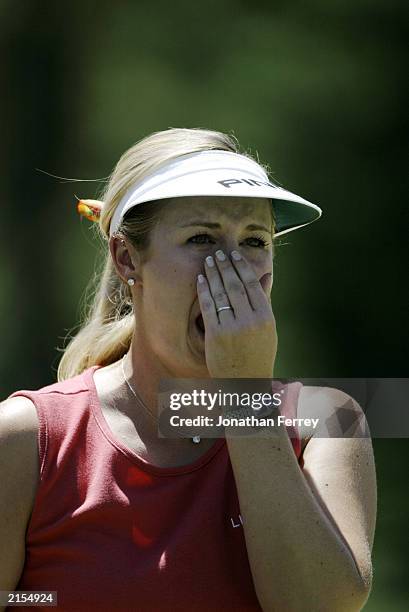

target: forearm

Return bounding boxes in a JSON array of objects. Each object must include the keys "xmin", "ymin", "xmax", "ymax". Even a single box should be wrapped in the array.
[{"xmin": 225, "ymin": 425, "xmax": 370, "ymax": 612}]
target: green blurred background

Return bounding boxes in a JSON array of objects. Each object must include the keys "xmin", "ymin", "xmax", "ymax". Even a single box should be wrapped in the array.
[{"xmin": 1, "ymin": 1, "xmax": 408, "ymax": 609}]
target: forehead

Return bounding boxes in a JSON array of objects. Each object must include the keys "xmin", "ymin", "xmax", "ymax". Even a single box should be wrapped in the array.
[{"xmin": 157, "ymin": 196, "xmax": 272, "ymax": 227}]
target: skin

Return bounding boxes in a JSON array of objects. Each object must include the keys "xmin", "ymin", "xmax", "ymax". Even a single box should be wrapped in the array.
[
  {"xmin": 0, "ymin": 195, "xmax": 376, "ymax": 607},
  {"xmin": 108, "ymin": 196, "xmax": 376, "ymax": 609},
  {"xmin": 109, "ymin": 195, "xmax": 276, "ymax": 424}
]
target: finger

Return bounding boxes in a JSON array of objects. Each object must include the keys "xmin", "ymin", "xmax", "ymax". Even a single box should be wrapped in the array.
[
  {"xmin": 229, "ymin": 250, "xmax": 271, "ymax": 311},
  {"xmin": 196, "ymin": 274, "xmax": 219, "ymax": 330},
  {"xmin": 213, "ymin": 249, "xmax": 253, "ymax": 315},
  {"xmin": 204, "ymin": 255, "xmax": 235, "ymax": 322}
]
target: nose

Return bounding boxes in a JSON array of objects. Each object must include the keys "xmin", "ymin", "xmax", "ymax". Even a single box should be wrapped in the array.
[
  {"xmin": 216, "ymin": 237, "xmax": 241, "ymax": 255},
  {"xmin": 209, "ymin": 242, "xmax": 273, "ymax": 289}
]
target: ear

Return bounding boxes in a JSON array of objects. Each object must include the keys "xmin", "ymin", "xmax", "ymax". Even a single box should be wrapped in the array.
[{"xmin": 109, "ymin": 235, "xmax": 143, "ymax": 286}]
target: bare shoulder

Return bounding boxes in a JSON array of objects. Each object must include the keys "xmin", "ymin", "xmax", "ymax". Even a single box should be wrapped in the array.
[
  {"xmin": 0, "ymin": 395, "xmax": 40, "ymax": 517},
  {"xmin": 296, "ymin": 385, "xmax": 369, "ymax": 453},
  {"xmin": 0, "ymin": 395, "xmax": 39, "ymax": 433},
  {"xmin": 0, "ymin": 395, "xmax": 40, "ymax": 591},
  {"xmin": 295, "ymin": 385, "xmax": 377, "ymax": 592}
]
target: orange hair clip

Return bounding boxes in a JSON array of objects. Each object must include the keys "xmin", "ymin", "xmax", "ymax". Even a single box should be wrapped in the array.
[{"xmin": 77, "ymin": 199, "xmax": 103, "ymax": 223}]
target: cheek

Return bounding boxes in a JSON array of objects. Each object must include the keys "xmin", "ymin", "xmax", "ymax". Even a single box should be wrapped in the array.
[
  {"xmin": 246, "ymin": 251, "xmax": 273, "ymax": 274},
  {"xmin": 143, "ymin": 254, "xmax": 200, "ymax": 314}
]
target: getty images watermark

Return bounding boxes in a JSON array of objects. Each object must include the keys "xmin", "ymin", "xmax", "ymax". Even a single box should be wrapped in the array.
[{"xmin": 155, "ymin": 378, "xmax": 409, "ymax": 439}]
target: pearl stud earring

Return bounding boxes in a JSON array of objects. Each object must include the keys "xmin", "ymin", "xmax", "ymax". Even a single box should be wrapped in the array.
[{"xmin": 127, "ymin": 278, "xmax": 135, "ymax": 286}]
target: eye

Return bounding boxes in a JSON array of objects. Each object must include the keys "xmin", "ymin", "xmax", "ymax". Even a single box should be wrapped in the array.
[
  {"xmin": 188, "ymin": 233, "xmax": 215, "ymax": 244},
  {"xmin": 245, "ymin": 235, "xmax": 270, "ymax": 248},
  {"xmin": 187, "ymin": 233, "xmax": 270, "ymax": 248}
]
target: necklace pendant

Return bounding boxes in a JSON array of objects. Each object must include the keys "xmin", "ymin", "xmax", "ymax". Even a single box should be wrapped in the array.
[{"xmin": 192, "ymin": 435, "xmax": 201, "ymax": 444}]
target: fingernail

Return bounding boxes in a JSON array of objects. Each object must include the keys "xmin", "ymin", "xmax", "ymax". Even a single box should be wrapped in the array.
[
  {"xmin": 231, "ymin": 250, "xmax": 242, "ymax": 261},
  {"xmin": 215, "ymin": 250, "xmax": 226, "ymax": 261},
  {"xmin": 206, "ymin": 255, "xmax": 215, "ymax": 267},
  {"xmin": 198, "ymin": 274, "xmax": 205, "ymax": 283}
]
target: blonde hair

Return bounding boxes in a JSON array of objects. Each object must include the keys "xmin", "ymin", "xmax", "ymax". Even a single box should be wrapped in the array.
[{"xmin": 57, "ymin": 127, "xmax": 274, "ymax": 381}]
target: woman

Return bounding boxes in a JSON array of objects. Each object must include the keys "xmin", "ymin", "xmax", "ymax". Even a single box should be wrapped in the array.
[{"xmin": 0, "ymin": 128, "xmax": 376, "ymax": 611}]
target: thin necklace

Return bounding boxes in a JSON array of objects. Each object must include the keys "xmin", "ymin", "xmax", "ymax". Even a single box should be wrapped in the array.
[{"xmin": 120, "ymin": 355, "xmax": 201, "ymax": 444}]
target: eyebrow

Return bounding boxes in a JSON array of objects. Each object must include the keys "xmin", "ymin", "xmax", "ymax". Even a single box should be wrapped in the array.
[{"xmin": 179, "ymin": 221, "xmax": 271, "ymax": 233}]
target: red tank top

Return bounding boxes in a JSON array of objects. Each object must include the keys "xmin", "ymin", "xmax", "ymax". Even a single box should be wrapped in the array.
[{"xmin": 7, "ymin": 366, "xmax": 303, "ymax": 611}]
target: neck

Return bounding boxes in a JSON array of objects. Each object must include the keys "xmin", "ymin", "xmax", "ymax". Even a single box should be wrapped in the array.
[
  {"xmin": 124, "ymin": 336, "xmax": 165, "ymax": 421},
  {"xmin": 126, "ymin": 321, "xmax": 211, "ymax": 409}
]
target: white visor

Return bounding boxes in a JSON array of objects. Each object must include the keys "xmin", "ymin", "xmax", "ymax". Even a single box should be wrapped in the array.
[{"xmin": 109, "ymin": 150, "xmax": 322, "ymax": 238}]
